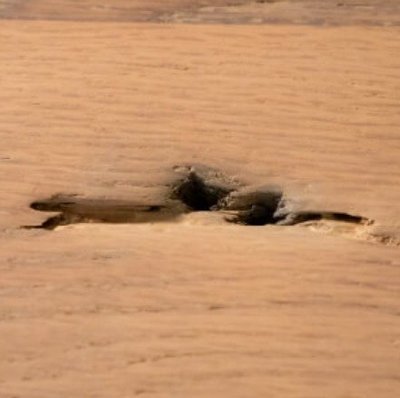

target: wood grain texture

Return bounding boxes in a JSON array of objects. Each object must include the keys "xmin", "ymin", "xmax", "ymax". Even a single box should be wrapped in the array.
[
  {"xmin": 0, "ymin": 225, "xmax": 399, "ymax": 397},
  {"xmin": 0, "ymin": 0, "xmax": 399, "ymax": 25},
  {"xmin": 0, "ymin": 16, "xmax": 399, "ymax": 398},
  {"xmin": 0, "ymin": 0, "xmax": 232, "ymax": 21}
]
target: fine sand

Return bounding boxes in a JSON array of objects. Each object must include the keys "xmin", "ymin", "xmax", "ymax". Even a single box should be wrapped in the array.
[{"xmin": 0, "ymin": 1, "xmax": 399, "ymax": 397}]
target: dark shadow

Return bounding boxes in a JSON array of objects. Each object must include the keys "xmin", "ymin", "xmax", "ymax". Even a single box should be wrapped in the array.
[
  {"xmin": 275, "ymin": 211, "xmax": 370, "ymax": 226},
  {"xmin": 171, "ymin": 170, "xmax": 233, "ymax": 211},
  {"xmin": 23, "ymin": 194, "xmax": 183, "ymax": 230},
  {"xmin": 24, "ymin": 165, "xmax": 372, "ymax": 230},
  {"xmin": 220, "ymin": 189, "xmax": 283, "ymax": 225}
]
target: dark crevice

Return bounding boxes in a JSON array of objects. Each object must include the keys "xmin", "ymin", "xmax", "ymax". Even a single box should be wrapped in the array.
[
  {"xmin": 25, "ymin": 214, "xmax": 70, "ymax": 230},
  {"xmin": 275, "ymin": 211, "xmax": 369, "ymax": 226},
  {"xmin": 30, "ymin": 199, "xmax": 75, "ymax": 212},
  {"xmin": 226, "ymin": 204, "xmax": 278, "ymax": 226},
  {"xmin": 217, "ymin": 190, "xmax": 370, "ymax": 227},
  {"xmin": 23, "ymin": 194, "xmax": 178, "ymax": 230},
  {"xmin": 322, "ymin": 212, "xmax": 367, "ymax": 224},
  {"xmin": 24, "ymin": 165, "xmax": 373, "ymax": 231},
  {"xmin": 171, "ymin": 170, "xmax": 234, "ymax": 211},
  {"xmin": 220, "ymin": 189, "xmax": 283, "ymax": 225}
]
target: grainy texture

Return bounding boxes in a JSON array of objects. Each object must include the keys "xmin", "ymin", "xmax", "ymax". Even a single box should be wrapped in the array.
[
  {"xmin": 0, "ymin": 225, "xmax": 399, "ymax": 398},
  {"xmin": 0, "ymin": 6, "xmax": 400, "ymax": 398},
  {"xmin": 0, "ymin": 0, "xmax": 399, "ymax": 25},
  {"xmin": 0, "ymin": 0, "xmax": 235, "ymax": 22},
  {"xmin": 1, "ymin": 23, "xmax": 399, "ymax": 232}
]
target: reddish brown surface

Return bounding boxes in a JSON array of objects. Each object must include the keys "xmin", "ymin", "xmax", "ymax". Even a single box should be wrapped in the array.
[{"xmin": 0, "ymin": 2, "xmax": 399, "ymax": 398}]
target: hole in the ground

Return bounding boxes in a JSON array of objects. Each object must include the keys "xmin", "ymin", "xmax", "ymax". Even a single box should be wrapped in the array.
[
  {"xmin": 220, "ymin": 190, "xmax": 283, "ymax": 226},
  {"xmin": 171, "ymin": 170, "xmax": 234, "ymax": 211},
  {"xmin": 218, "ymin": 190, "xmax": 371, "ymax": 227},
  {"xmin": 24, "ymin": 166, "xmax": 238, "ymax": 229},
  {"xmin": 24, "ymin": 165, "xmax": 377, "ymax": 241}
]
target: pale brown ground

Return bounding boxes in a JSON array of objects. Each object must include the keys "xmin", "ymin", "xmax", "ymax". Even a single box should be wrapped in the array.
[{"xmin": 0, "ymin": 1, "xmax": 400, "ymax": 397}]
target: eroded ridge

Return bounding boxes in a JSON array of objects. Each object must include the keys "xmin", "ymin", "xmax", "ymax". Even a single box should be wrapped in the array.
[{"xmin": 23, "ymin": 164, "xmax": 393, "ymax": 246}]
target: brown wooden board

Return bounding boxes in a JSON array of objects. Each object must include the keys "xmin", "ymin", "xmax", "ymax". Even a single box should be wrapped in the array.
[{"xmin": 0, "ymin": 9, "xmax": 399, "ymax": 398}]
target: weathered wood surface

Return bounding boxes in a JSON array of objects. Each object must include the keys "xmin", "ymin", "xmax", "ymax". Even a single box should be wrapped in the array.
[
  {"xmin": 1, "ymin": 0, "xmax": 399, "ymax": 25},
  {"xmin": 0, "ymin": 3, "xmax": 399, "ymax": 398}
]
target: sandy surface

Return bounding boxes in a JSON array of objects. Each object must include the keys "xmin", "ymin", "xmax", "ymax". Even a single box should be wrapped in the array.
[{"xmin": 0, "ymin": 1, "xmax": 400, "ymax": 397}]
